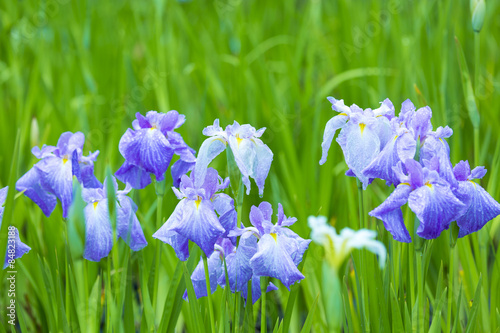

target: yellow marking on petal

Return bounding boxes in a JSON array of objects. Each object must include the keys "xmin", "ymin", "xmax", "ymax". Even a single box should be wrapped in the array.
[
  {"xmin": 376, "ymin": 115, "xmax": 383, "ymax": 118},
  {"xmin": 359, "ymin": 123, "xmax": 366, "ymax": 134},
  {"xmin": 469, "ymin": 180, "xmax": 477, "ymax": 188},
  {"xmin": 425, "ymin": 182, "xmax": 433, "ymax": 188},
  {"xmin": 394, "ymin": 135, "xmax": 398, "ymax": 140},
  {"xmin": 63, "ymin": 158, "xmax": 68, "ymax": 164},
  {"xmin": 93, "ymin": 201, "xmax": 98, "ymax": 210},
  {"xmin": 235, "ymin": 134, "xmax": 243, "ymax": 146},
  {"xmin": 214, "ymin": 138, "xmax": 228, "ymax": 146},
  {"xmin": 270, "ymin": 233, "xmax": 277, "ymax": 242},
  {"xmin": 399, "ymin": 182, "xmax": 410, "ymax": 186},
  {"xmin": 195, "ymin": 198, "xmax": 202, "ymax": 210},
  {"xmin": 339, "ymin": 113, "xmax": 348, "ymax": 116}
]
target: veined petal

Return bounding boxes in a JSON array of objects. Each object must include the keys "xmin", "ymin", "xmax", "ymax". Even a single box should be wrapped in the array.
[
  {"xmin": 369, "ymin": 184, "xmax": 412, "ymax": 242},
  {"xmin": 396, "ymin": 132, "xmax": 416, "ymax": 162},
  {"xmin": 170, "ymin": 199, "xmax": 225, "ymax": 257},
  {"xmin": 219, "ymin": 234, "xmax": 257, "ymax": 293},
  {"xmin": 250, "ymin": 233, "xmax": 305, "ymax": 289},
  {"xmin": 122, "ymin": 128, "xmax": 173, "ymax": 178},
  {"xmin": 455, "ymin": 181, "xmax": 500, "ymax": 237},
  {"xmin": 193, "ymin": 137, "xmax": 227, "ymax": 188},
  {"xmin": 117, "ymin": 196, "xmax": 147, "ymax": 251},
  {"xmin": 188, "ymin": 252, "xmax": 222, "ymax": 299},
  {"xmin": 319, "ymin": 114, "xmax": 348, "ymax": 165},
  {"xmin": 363, "ymin": 135, "xmax": 400, "ymax": 186},
  {"xmin": 153, "ymin": 203, "xmax": 190, "ymax": 261},
  {"xmin": 171, "ymin": 159, "xmax": 195, "ymax": 188},
  {"xmin": 228, "ymin": 136, "xmax": 253, "ymax": 195},
  {"xmin": 16, "ymin": 167, "xmax": 58, "ymax": 217},
  {"xmin": 115, "ymin": 161, "xmax": 152, "ymax": 189},
  {"xmin": 36, "ymin": 156, "xmax": 73, "ymax": 218},
  {"xmin": 338, "ymin": 121, "xmax": 380, "ymax": 189},
  {"xmin": 83, "ymin": 200, "xmax": 113, "ymax": 262},
  {"xmin": 3, "ymin": 227, "xmax": 31, "ymax": 269},
  {"xmin": 409, "ymin": 181, "xmax": 466, "ymax": 239},
  {"xmin": 252, "ymin": 141, "xmax": 273, "ymax": 196}
]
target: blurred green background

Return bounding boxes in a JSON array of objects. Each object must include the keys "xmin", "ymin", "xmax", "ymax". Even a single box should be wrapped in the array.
[{"xmin": 1, "ymin": 0, "xmax": 500, "ymax": 331}]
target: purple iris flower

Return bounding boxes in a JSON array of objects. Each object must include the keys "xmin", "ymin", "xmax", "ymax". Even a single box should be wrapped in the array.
[
  {"xmin": 184, "ymin": 238, "xmax": 234, "ymax": 299},
  {"xmin": 16, "ymin": 132, "xmax": 100, "ymax": 218},
  {"xmin": 194, "ymin": 119, "xmax": 273, "ymax": 196},
  {"xmin": 82, "ymin": 177, "xmax": 147, "ymax": 262},
  {"xmin": 230, "ymin": 202, "xmax": 310, "ymax": 289},
  {"xmin": 320, "ymin": 97, "xmax": 394, "ymax": 188},
  {"xmin": 115, "ymin": 111, "xmax": 196, "ymax": 189},
  {"xmin": 369, "ymin": 159, "xmax": 466, "ymax": 242},
  {"xmin": 452, "ymin": 161, "xmax": 500, "ymax": 237},
  {"xmin": 218, "ymin": 231, "xmax": 278, "ymax": 303},
  {"xmin": 153, "ymin": 168, "xmax": 233, "ymax": 259},
  {"xmin": 1, "ymin": 187, "xmax": 31, "ymax": 269}
]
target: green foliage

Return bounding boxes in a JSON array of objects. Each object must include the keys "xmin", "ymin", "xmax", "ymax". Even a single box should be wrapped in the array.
[{"xmin": 1, "ymin": 0, "xmax": 500, "ymax": 331}]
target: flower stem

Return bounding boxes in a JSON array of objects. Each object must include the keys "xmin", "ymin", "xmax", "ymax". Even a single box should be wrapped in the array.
[
  {"xmin": 152, "ymin": 193, "xmax": 164, "ymax": 328},
  {"xmin": 203, "ymin": 253, "xmax": 216, "ymax": 333},
  {"xmin": 356, "ymin": 179, "xmax": 364, "ymax": 229},
  {"xmin": 260, "ymin": 276, "xmax": 267, "ymax": 333},
  {"xmin": 416, "ymin": 246, "xmax": 425, "ymax": 333},
  {"xmin": 447, "ymin": 246, "xmax": 455, "ymax": 333}
]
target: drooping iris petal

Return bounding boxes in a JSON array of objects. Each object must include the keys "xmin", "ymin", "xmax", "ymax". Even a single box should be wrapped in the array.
[
  {"xmin": 122, "ymin": 128, "xmax": 174, "ymax": 178},
  {"xmin": 363, "ymin": 135, "xmax": 400, "ymax": 186},
  {"xmin": 170, "ymin": 200, "xmax": 225, "ymax": 257},
  {"xmin": 3, "ymin": 227, "xmax": 31, "ymax": 269},
  {"xmin": 83, "ymin": 199, "xmax": 113, "ymax": 262},
  {"xmin": 408, "ymin": 181, "xmax": 466, "ymax": 239},
  {"xmin": 250, "ymin": 233, "xmax": 305, "ymax": 289},
  {"xmin": 252, "ymin": 141, "xmax": 273, "ymax": 196},
  {"xmin": 319, "ymin": 114, "xmax": 348, "ymax": 165},
  {"xmin": 117, "ymin": 196, "xmax": 147, "ymax": 251},
  {"xmin": 115, "ymin": 161, "xmax": 152, "ymax": 189},
  {"xmin": 152, "ymin": 205, "xmax": 190, "ymax": 261},
  {"xmin": 337, "ymin": 121, "xmax": 380, "ymax": 188},
  {"xmin": 187, "ymin": 252, "xmax": 223, "ymax": 299},
  {"xmin": 16, "ymin": 167, "xmax": 58, "ymax": 217},
  {"xmin": 455, "ymin": 181, "xmax": 500, "ymax": 237},
  {"xmin": 220, "ymin": 233, "xmax": 257, "ymax": 295},
  {"xmin": 193, "ymin": 137, "xmax": 227, "ymax": 188},
  {"xmin": 396, "ymin": 132, "xmax": 416, "ymax": 162},
  {"xmin": 171, "ymin": 159, "xmax": 196, "ymax": 188},
  {"xmin": 36, "ymin": 156, "xmax": 74, "ymax": 218},
  {"xmin": 369, "ymin": 184, "xmax": 412, "ymax": 242}
]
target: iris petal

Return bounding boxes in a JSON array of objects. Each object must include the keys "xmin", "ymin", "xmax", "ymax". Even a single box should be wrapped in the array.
[
  {"xmin": 83, "ymin": 200, "xmax": 113, "ymax": 262},
  {"xmin": 319, "ymin": 114, "xmax": 348, "ymax": 165}
]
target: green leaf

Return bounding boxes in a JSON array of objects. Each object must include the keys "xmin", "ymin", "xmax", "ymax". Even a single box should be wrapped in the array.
[
  {"xmin": 454, "ymin": 36, "xmax": 480, "ymax": 128},
  {"xmin": 429, "ymin": 288, "xmax": 448, "ymax": 333},
  {"xmin": 390, "ymin": 284, "xmax": 404, "ymax": 332},
  {"xmin": 300, "ymin": 294, "xmax": 319, "ymax": 333},
  {"xmin": 183, "ymin": 261, "xmax": 203, "ymax": 333},
  {"xmin": 465, "ymin": 276, "xmax": 482, "ymax": 333}
]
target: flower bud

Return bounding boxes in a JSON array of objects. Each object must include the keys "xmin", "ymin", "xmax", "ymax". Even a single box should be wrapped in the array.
[{"xmin": 471, "ymin": 0, "xmax": 485, "ymax": 33}]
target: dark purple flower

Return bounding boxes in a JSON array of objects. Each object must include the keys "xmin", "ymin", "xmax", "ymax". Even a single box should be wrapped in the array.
[
  {"xmin": 452, "ymin": 161, "xmax": 500, "ymax": 237},
  {"xmin": 369, "ymin": 159, "xmax": 466, "ymax": 242},
  {"xmin": 82, "ymin": 177, "xmax": 147, "ymax": 262},
  {"xmin": 16, "ymin": 132, "xmax": 100, "ymax": 218},
  {"xmin": 153, "ymin": 168, "xmax": 230, "ymax": 259},
  {"xmin": 115, "ymin": 111, "xmax": 196, "ymax": 189},
  {"xmin": 1, "ymin": 187, "xmax": 31, "ymax": 269}
]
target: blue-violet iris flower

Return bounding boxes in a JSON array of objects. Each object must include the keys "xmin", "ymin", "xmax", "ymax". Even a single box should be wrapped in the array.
[
  {"xmin": 115, "ymin": 111, "xmax": 196, "ymax": 189},
  {"xmin": 16, "ymin": 132, "xmax": 100, "ymax": 218},
  {"xmin": 194, "ymin": 119, "xmax": 273, "ymax": 196},
  {"xmin": 153, "ymin": 168, "xmax": 234, "ymax": 259},
  {"xmin": 1, "ymin": 187, "xmax": 31, "ymax": 269},
  {"xmin": 369, "ymin": 159, "xmax": 466, "ymax": 242},
  {"xmin": 82, "ymin": 177, "xmax": 147, "ymax": 262}
]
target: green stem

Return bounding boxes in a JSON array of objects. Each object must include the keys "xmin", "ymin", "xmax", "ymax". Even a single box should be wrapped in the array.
[
  {"xmin": 416, "ymin": 247, "xmax": 425, "ymax": 333},
  {"xmin": 260, "ymin": 277, "xmax": 267, "ymax": 333},
  {"xmin": 447, "ymin": 246, "xmax": 455, "ymax": 333},
  {"xmin": 356, "ymin": 179, "xmax": 364, "ymax": 229},
  {"xmin": 474, "ymin": 32, "xmax": 481, "ymax": 167},
  {"xmin": 152, "ymin": 194, "xmax": 164, "ymax": 329},
  {"xmin": 203, "ymin": 253, "xmax": 216, "ymax": 333}
]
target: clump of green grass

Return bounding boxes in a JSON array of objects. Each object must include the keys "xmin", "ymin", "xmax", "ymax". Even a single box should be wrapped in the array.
[{"xmin": 1, "ymin": 0, "xmax": 500, "ymax": 331}]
